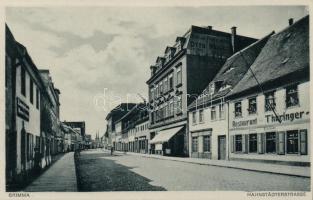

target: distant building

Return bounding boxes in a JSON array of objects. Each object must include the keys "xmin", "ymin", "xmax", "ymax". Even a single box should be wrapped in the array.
[
  {"xmin": 85, "ymin": 134, "xmax": 92, "ymax": 149},
  {"xmin": 226, "ymin": 16, "xmax": 309, "ymax": 165},
  {"xmin": 105, "ymin": 103, "xmax": 137, "ymax": 150},
  {"xmin": 147, "ymin": 25, "xmax": 257, "ymax": 156},
  {"xmin": 63, "ymin": 121, "xmax": 86, "ymax": 149}
]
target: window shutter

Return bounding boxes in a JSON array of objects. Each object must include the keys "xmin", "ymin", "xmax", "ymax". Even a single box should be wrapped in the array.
[
  {"xmin": 230, "ymin": 135, "xmax": 234, "ymax": 153},
  {"xmin": 242, "ymin": 134, "xmax": 248, "ymax": 153},
  {"xmin": 257, "ymin": 133, "xmax": 264, "ymax": 154},
  {"xmin": 300, "ymin": 129, "xmax": 308, "ymax": 155},
  {"xmin": 277, "ymin": 131, "xmax": 285, "ymax": 155}
]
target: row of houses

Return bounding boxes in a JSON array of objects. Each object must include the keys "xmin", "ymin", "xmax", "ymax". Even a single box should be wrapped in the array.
[
  {"xmin": 5, "ymin": 24, "xmax": 87, "ymax": 190},
  {"xmin": 105, "ymin": 15, "xmax": 309, "ymax": 166}
]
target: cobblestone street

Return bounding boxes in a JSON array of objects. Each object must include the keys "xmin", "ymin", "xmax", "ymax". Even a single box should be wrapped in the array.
[{"xmin": 75, "ymin": 150, "xmax": 310, "ymax": 191}]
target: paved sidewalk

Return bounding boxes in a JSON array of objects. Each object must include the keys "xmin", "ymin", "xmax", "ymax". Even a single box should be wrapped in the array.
[
  {"xmin": 24, "ymin": 152, "xmax": 77, "ymax": 192},
  {"xmin": 115, "ymin": 151, "xmax": 310, "ymax": 178}
]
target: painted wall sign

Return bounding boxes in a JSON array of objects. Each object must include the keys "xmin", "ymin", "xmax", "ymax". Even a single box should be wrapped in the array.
[
  {"xmin": 17, "ymin": 97, "xmax": 29, "ymax": 121},
  {"xmin": 232, "ymin": 118, "xmax": 257, "ymax": 128},
  {"xmin": 265, "ymin": 111, "xmax": 309, "ymax": 123}
]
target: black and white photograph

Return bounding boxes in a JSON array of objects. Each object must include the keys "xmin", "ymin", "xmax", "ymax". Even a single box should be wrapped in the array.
[{"xmin": 2, "ymin": 1, "xmax": 312, "ymax": 199}]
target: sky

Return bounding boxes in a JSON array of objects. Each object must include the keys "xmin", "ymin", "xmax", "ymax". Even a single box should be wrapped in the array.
[{"xmin": 5, "ymin": 6, "xmax": 308, "ymax": 139}]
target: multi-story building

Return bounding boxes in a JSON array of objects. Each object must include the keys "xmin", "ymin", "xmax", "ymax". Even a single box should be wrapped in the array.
[
  {"xmin": 117, "ymin": 103, "xmax": 149, "ymax": 154},
  {"xmin": 188, "ymin": 32, "xmax": 274, "ymax": 160},
  {"xmin": 5, "ymin": 24, "xmax": 47, "ymax": 188},
  {"xmin": 63, "ymin": 121, "xmax": 86, "ymax": 149},
  {"xmin": 39, "ymin": 69, "xmax": 62, "ymax": 164},
  {"xmin": 105, "ymin": 103, "xmax": 137, "ymax": 150},
  {"xmin": 226, "ymin": 16, "xmax": 309, "ymax": 165},
  {"xmin": 147, "ymin": 25, "xmax": 257, "ymax": 156}
]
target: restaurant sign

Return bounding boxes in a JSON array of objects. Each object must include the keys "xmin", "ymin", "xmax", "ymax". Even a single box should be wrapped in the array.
[
  {"xmin": 232, "ymin": 118, "xmax": 257, "ymax": 128},
  {"xmin": 17, "ymin": 97, "xmax": 29, "ymax": 121}
]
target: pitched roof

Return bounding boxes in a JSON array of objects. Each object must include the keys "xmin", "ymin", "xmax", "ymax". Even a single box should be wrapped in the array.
[
  {"xmin": 188, "ymin": 31, "xmax": 274, "ymax": 110},
  {"xmin": 105, "ymin": 103, "xmax": 137, "ymax": 120},
  {"xmin": 227, "ymin": 15, "xmax": 309, "ymax": 99}
]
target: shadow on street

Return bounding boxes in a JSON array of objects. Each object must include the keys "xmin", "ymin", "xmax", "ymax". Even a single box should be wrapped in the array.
[{"xmin": 75, "ymin": 151, "xmax": 166, "ymax": 191}]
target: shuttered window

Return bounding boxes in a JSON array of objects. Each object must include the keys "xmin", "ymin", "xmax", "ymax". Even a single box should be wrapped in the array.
[
  {"xmin": 265, "ymin": 132, "xmax": 276, "ymax": 153},
  {"xmin": 235, "ymin": 135, "xmax": 242, "ymax": 152},
  {"xmin": 249, "ymin": 134, "xmax": 257, "ymax": 153},
  {"xmin": 286, "ymin": 130, "xmax": 298, "ymax": 154},
  {"xmin": 300, "ymin": 129, "xmax": 308, "ymax": 155}
]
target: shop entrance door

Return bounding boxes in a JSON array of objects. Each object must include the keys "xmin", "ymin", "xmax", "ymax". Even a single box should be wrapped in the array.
[{"xmin": 218, "ymin": 135, "xmax": 226, "ymax": 160}]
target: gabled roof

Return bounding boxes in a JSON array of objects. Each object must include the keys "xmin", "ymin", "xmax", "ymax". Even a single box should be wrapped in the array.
[
  {"xmin": 105, "ymin": 103, "xmax": 137, "ymax": 120},
  {"xmin": 227, "ymin": 15, "xmax": 309, "ymax": 99},
  {"xmin": 164, "ymin": 46, "xmax": 176, "ymax": 53},
  {"xmin": 188, "ymin": 31, "xmax": 274, "ymax": 110}
]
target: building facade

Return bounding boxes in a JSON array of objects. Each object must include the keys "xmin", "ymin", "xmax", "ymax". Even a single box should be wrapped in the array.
[
  {"xmin": 227, "ymin": 16, "xmax": 309, "ymax": 165},
  {"xmin": 5, "ymin": 25, "xmax": 47, "ymax": 188},
  {"xmin": 63, "ymin": 121, "xmax": 86, "ymax": 150},
  {"xmin": 188, "ymin": 32, "xmax": 273, "ymax": 160},
  {"xmin": 147, "ymin": 25, "xmax": 257, "ymax": 156}
]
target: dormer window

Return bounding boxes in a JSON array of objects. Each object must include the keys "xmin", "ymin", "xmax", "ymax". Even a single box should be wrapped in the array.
[{"xmin": 175, "ymin": 37, "xmax": 186, "ymax": 53}]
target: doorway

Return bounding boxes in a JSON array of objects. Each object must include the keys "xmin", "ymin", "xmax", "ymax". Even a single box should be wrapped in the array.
[{"xmin": 218, "ymin": 135, "xmax": 226, "ymax": 160}]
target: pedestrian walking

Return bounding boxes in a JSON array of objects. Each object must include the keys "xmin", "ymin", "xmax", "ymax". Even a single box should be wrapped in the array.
[{"xmin": 110, "ymin": 146, "xmax": 114, "ymax": 155}]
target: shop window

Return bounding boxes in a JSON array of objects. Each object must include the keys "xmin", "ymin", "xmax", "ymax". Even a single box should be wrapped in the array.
[
  {"xmin": 21, "ymin": 67, "xmax": 26, "ymax": 97},
  {"xmin": 286, "ymin": 85, "xmax": 299, "ymax": 108},
  {"xmin": 169, "ymin": 73, "xmax": 173, "ymax": 90},
  {"xmin": 211, "ymin": 106, "xmax": 216, "ymax": 120},
  {"xmin": 219, "ymin": 103, "xmax": 225, "ymax": 119},
  {"xmin": 235, "ymin": 135, "xmax": 242, "ymax": 152},
  {"xmin": 192, "ymin": 111, "xmax": 197, "ymax": 124},
  {"xmin": 234, "ymin": 102, "xmax": 242, "ymax": 117},
  {"xmin": 176, "ymin": 65, "xmax": 182, "ymax": 85},
  {"xmin": 249, "ymin": 134, "xmax": 257, "ymax": 153},
  {"xmin": 286, "ymin": 130, "xmax": 299, "ymax": 154},
  {"xmin": 266, "ymin": 132, "xmax": 276, "ymax": 153},
  {"xmin": 199, "ymin": 109, "xmax": 204, "ymax": 123},
  {"xmin": 203, "ymin": 135, "xmax": 211, "ymax": 152},
  {"xmin": 192, "ymin": 137, "xmax": 198, "ymax": 152},
  {"xmin": 248, "ymin": 97, "xmax": 257, "ymax": 114},
  {"xmin": 30, "ymin": 79, "xmax": 34, "ymax": 104},
  {"xmin": 265, "ymin": 91, "xmax": 276, "ymax": 112}
]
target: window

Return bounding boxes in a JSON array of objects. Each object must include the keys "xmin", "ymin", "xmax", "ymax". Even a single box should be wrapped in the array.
[
  {"xmin": 169, "ymin": 73, "xmax": 173, "ymax": 90},
  {"xmin": 192, "ymin": 111, "xmax": 197, "ymax": 124},
  {"xmin": 235, "ymin": 135, "xmax": 242, "ymax": 152},
  {"xmin": 234, "ymin": 102, "xmax": 242, "ymax": 117},
  {"xmin": 164, "ymin": 77, "xmax": 168, "ymax": 92},
  {"xmin": 219, "ymin": 103, "xmax": 225, "ymax": 119},
  {"xmin": 176, "ymin": 65, "xmax": 182, "ymax": 85},
  {"xmin": 192, "ymin": 137, "xmax": 198, "ymax": 152},
  {"xmin": 211, "ymin": 106, "xmax": 216, "ymax": 120},
  {"xmin": 176, "ymin": 95, "xmax": 182, "ymax": 114},
  {"xmin": 248, "ymin": 97, "xmax": 257, "ymax": 114},
  {"xmin": 287, "ymin": 130, "xmax": 299, "ymax": 154},
  {"xmin": 21, "ymin": 67, "xmax": 26, "ymax": 96},
  {"xmin": 159, "ymin": 82, "xmax": 163, "ymax": 94},
  {"xmin": 36, "ymin": 88, "xmax": 39, "ymax": 109},
  {"xmin": 249, "ymin": 134, "xmax": 257, "ymax": 153},
  {"xmin": 150, "ymin": 88, "xmax": 154, "ymax": 100},
  {"xmin": 265, "ymin": 91, "xmax": 276, "ymax": 112},
  {"xmin": 203, "ymin": 135, "xmax": 211, "ymax": 152},
  {"xmin": 266, "ymin": 132, "xmax": 276, "ymax": 153},
  {"xmin": 155, "ymin": 85, "xmax": 159, "ymax": 97},
  {"xmin": 169, "ymin": 100, "xmax": 174, "ymax": 116},
  {"xmin": 286, "ymin": 85, "xmax": 299, "ymax": 108},
  {"xmin": 30, "ymin": 79, "xmax": 34, "ymax": 104},
  {"xmin": 199, "ymin": 109, "xmax": 204, "ymax": 123}
]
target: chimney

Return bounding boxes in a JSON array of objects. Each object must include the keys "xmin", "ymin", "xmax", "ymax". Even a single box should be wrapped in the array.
[
  {"xmin": 289, "ymin": 18, "xmax": 294, "ymax": 26},
  {"xmin": 231, "ymin": 26, "xmax": 237, "ymax": 53},
  {"xmin": 207, "ymin": 26, "xmax": 213, "ymax": 30}
]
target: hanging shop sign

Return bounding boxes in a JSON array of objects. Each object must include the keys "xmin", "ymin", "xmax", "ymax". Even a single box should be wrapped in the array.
[{"xmin": 17, "ymin": 97, "xmax": 29, "ymax": 121}]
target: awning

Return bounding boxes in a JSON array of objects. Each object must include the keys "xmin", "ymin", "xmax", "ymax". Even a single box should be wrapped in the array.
[{"xmin": 149, "ymin": 126, "xmax": 184, "ymax": 144}]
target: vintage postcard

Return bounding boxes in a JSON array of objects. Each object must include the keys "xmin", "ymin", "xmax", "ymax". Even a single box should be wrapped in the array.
[{"xmin": 1, "ymin": 0, "xmax": 312, "ymax": 199}]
